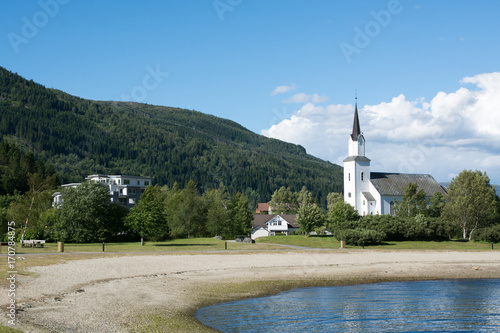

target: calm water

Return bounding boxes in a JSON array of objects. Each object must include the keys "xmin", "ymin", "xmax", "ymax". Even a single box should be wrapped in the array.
[{"xmin": 196, "ymin": 279, "xmax": 500, "ymax": 332}]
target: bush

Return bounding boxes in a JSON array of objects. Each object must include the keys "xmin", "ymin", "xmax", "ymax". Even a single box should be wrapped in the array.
[
  {"xmin": 473, "ymin": 225, "xmax": 500, "ymax": 243},
  {"xmin": 356, "ymin": 214, "xmax": 456, "ymax": 241},
  {"xmin": 333, "ymin": 228, "xmax": 385, "ymax": 246}
]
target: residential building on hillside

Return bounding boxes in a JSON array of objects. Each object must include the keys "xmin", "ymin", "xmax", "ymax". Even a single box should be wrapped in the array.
[
  {"xmin": 255, "ymin": 203, "xmax": 270, "ymax": 214},
  {"xmin": 53, "ymin": 174, "xmax": 152, "ymax": 209},
  {"xmin": 344, "ymin": 102, "xmax": 446, "ymax": 215},
  {"xmin": 251, "ymin": 214, "xmax": 298, "ymax": 239}
]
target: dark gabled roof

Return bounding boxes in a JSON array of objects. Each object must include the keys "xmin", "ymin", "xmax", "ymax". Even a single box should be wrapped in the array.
[
  {"xmin": 351, "ymin": 102, "xmax": 361, "ymax": 141},
  {"xmin": 362, "ymin": 192, "xmax": 376, "ymax": 202},
  {"xmin": 343, "ymin": 156, "xmax": 371, "ymax": 163},
  {"xmin": 252, "ymin": 214, "xmax": 298, "ymax": 229},
  {"xmin": 370, "ymin": 172, "xmax": 447, "ymax": 197}
]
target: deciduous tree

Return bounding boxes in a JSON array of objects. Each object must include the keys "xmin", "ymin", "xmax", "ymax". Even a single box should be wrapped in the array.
[
  {"xmin": 296, "ymin": 203, "xmax": 324, "ymax": 236},
  {"xmin": 443, "ymin": 170, "xmax": 498, "ymax": 241},
  {"xmin": 125, "ymin": 185, "xmax": 168, "ymax": 244},
  {"xmin": 394, "ymin": 183, "xmax": 428, "ymax": 218},
  {"xmin": 54, "ymin": 182, "xmax": 112, "ymax": 242}
]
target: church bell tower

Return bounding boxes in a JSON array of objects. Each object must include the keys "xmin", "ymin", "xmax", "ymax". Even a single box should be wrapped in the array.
[{"xmin": 343, "ymin": 100, "xmax": 371, "ymax": 213}]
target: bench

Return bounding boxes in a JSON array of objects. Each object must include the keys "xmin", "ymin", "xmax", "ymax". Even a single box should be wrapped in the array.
[{"xmin": 21, "ymin": 240, "xmax": 45, "ymax": 248}]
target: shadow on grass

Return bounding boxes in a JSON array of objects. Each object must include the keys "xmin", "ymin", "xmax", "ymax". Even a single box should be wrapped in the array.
[{"xmin": 152, "ymin": 243, "xmax": 213, "ymax": 247}]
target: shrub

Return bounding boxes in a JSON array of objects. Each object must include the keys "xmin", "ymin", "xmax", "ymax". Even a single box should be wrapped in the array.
[
  {"xmin": 473, "ymin": 225, "xmax": 500, "ymax": 243},
  {"xmin": 333, "ymin": 228, "xmax": 385, "ymax": 246}
]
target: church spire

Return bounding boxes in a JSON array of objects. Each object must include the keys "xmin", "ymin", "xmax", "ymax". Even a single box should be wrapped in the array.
[{"xmin": 351, "ymin": 98, "xmax": 361, "ymax": 141}]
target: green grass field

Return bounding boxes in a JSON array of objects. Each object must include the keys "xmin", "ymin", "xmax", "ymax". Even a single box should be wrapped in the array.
[
  {"xmin": 255, "ymin": 235, "xmax": 499, "ymax": 251},
  {"xmin": 3, "ymin": 237, "xmax": 281, "ymax": 254},
  {"xmin": 4, "ymin": 236, "xmax": 498, "ymax": 255}
]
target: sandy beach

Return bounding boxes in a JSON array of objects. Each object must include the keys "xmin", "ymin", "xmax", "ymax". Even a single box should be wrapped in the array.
[{"xmin": 2, "ymin": 250, "xmax": 500, "ymax": 332}]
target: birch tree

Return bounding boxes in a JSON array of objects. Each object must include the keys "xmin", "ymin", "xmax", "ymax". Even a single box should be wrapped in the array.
[{"xmin": 443, "ymin": 170, "xmax": 497, "ymax": 241}]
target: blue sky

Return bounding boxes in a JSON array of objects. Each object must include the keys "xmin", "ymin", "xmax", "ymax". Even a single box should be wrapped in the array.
[{"xmin": 1, "ymin": 1, "xmax": 499, "ymax": 184}]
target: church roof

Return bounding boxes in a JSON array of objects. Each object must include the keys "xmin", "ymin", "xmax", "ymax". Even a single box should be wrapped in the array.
[
  {"xmin": 343, "ymin": 156, "xmax": 371, "ymax": 162},
  {"xmin": 362, "ymin": 192, "xmax": 376, "ymax": 202},
  {"xmin": 351, "ymin": 102, "xmax": 362, "ymax": 141},
  {"xmin": 370, "ymin": 172, "xmax": 447, "ymax": 197}
]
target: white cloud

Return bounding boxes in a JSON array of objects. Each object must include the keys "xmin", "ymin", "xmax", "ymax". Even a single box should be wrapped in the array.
[
  {"xmin": 262, "ymin": 72, "xmax": 500, "ymax": 184},
  {"xmin": 271, "ymin": 84, "xmax": 296, "ymax": 96},
  {"xmin": 282, "ymin": 93, "xmax": 310, "ymax": 103},
  {"xmin": 282, "ymin": 93, "xmax": 329, "ymax": 104}
]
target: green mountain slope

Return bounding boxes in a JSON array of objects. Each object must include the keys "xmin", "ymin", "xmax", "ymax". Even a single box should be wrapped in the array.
[{"xmin": 0, "ymin": 66, "xmax": 342, "ymax": 206}]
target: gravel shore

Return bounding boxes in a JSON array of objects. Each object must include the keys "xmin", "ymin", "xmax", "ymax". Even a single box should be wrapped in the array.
[{"xmin": 2, "ymin": 250, "xmax": 499, "ymax": 332}]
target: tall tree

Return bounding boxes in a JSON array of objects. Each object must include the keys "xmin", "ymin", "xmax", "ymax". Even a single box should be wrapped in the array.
[
  {"xmin": 53, "ymin": 182, "xmax": 112, "ymax": 242},
  {"xmin": 327, "ymin": 201, "xmax": 359, "ymax": 234},
  {"xmin": 428, "ymin": 191, "xmax": 446, "ymax": 218},
  {"xmin": 204, "ymin": 184, "xmax": 231, "ymax": 238},
  {"xmin": 296, "ymin": 203, "xmax": 324, "ymax": 236},
  {"xmin": 166, "ymin": 180, "xmax": 203, "ymax": 238},
  {"xmin": 7, "ymin": 173, "xmax": 56, "ymax": 241},
  {"xmin": 228, "ymin": 192, "xmax": 253, "ymax": 237},
  {"xmin": 394, "ymin": 183, "xmax": 428, "ymax": 218},
  {"xmin": 327, "ymin": 192, "xmax": 344, "ymax": 211},
  {"xmin": 443, "ymin": 170, "xmax": 498, "ymax": 241},
  {"xmin": 125, "ymin": 185, "xmax": 168, "ymax": 244},
  {"xmin": 297, "ymin": 186, "xmax": 315, "ymax": 207},
  {"xmin": 268, "ymin": 186, "xmax": 298, "ymax": 214}
]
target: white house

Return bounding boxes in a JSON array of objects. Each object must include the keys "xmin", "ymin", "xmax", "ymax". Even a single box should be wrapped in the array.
[
  {"xmin": 251, "ymin": 214, "xmax": 298, "ymax": 239},
  {"xmin": 343, "ymin": 102, "xmax": 447, "ymax": 216},
  {"xmin": 53, "ymin": 174, "xmax": 152, "ymax": 209}
]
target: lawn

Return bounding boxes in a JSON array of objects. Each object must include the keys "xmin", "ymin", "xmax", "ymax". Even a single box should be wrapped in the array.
[
  {"xmin": 2, "ymin": 238, "xmax": 279, "ymax": 255},
  {"xmin": 255, "ymin": 235, "xmax": 499, "ymax": 251}
]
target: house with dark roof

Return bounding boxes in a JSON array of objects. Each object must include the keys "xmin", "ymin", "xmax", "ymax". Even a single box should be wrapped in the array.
[
  {"xmin": 252, "ymin": 214, "xmax": 298, "ymax": 239},
  {"xmin": 343, "ymin": 101, "xmax": 446, "ymax": 215}
]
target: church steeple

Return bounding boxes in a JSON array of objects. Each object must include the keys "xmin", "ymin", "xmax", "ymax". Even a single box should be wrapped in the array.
[
  {"xmin": 344, "ymin": 96, "xmax": 371, "ymax": 215},
  {"xmin": 351, "ymin": 101, "xmax": 361, "ymax": 141},
  {"xmin": 347, "ymin": 98, "xmax": 366, "ymax": 158}
]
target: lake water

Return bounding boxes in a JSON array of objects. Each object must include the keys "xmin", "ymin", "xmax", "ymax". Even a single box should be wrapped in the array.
[{"xmin": 197, "ymin": 279, "xmax": 500, "ymax": 332}]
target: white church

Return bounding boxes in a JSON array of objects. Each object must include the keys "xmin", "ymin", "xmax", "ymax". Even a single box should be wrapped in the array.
[{"xmin": 343, "ymin": 102, "xmax": 446, "ymax": 216}]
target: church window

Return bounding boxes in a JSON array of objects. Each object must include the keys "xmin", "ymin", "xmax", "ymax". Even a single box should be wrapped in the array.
[
  {"xmin": 348, "ymin": 173, "xmax": 350, "ymax": 181},
  {"xmin": 348, "ymin": 192, "xmax": 351, "ymax": 198},
  {"xmin": 361, "ymin": 172, "xmax": 364, "ymax": 181},
  {"xmin": 363, "ymin": 200, "xmax": 365, "ymax": 206}
]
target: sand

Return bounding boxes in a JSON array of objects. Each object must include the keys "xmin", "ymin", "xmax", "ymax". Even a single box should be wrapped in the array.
[{"xmin": 1, "ymin": 250, "xmax": 499, "ymax": 332}]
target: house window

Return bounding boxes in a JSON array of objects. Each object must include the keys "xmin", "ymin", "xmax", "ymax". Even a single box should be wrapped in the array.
[
  {"xmin": 348, "ymin": 173, "xmax": 350, "ymax": 181},
  {"xmin": 390, "ymin": 201, "xmax": 395, "ymax": 215},
  {"xmin": 124, "ymin": 179, "xmax": 130, "ymax": 185},
  {"xmin": 363, "ymin": 200, "xmax": 366, "ymax": 206},
  {"xmin": 348, "ymin": 192, "xmax": 351, "ymax": 198},
  {"xmin": 278, "ymin": 221, "xmax": 282, "ymax": 226},
  {"xmin": 361, "ymin": 172, "xmax": 364, "ymax": 181},
  {"xmin": 145, "ymin": 181, "xmax": 150, "ymax": 186},
  {"xmin": 137, "ymin": 180, "xmax": 140, "ymax": 185}
]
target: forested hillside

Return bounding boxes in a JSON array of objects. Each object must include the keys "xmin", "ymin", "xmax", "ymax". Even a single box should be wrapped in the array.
[{"xmin": 0, "ymin": 66, "xmax": 342, "ymax": 206}]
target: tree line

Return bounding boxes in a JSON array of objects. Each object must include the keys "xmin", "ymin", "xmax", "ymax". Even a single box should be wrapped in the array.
[
  {"xmin": 269, "ymin": 171, "xmax": 500, "ymax": 244},
  {"xmin": 1, "ymin": 137, "xmax": 498, "ymax": 244}
]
